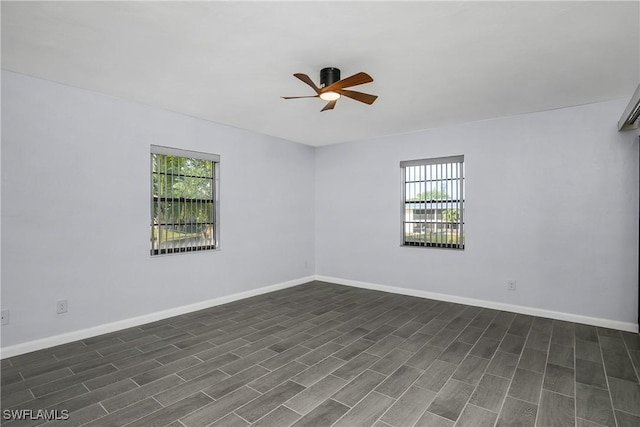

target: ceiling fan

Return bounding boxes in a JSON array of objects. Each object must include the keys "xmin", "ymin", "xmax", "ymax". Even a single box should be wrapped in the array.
[{"xmin": 282, "ymin": 67, "xmax": 378, "ymax": 112}]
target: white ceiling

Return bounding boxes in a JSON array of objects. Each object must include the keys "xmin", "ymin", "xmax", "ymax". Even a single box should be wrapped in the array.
[{"xmin": 2, "ymin": 1, "xmax": 639, "ymax": 146}]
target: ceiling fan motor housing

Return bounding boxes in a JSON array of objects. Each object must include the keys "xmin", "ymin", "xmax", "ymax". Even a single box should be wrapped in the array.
[{"xmin": 320, "ymin": 67, "xmax": 340, "ymax": 87}]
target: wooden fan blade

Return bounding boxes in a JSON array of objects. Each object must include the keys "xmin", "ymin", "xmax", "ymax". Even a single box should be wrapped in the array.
[
  {"xmin": 294, "ymin": 73, "xmax": 320, "ymax": 93},
  {"xmin": 281, "ymin": 95, "xmax": 319, "ymax": 99},
  {"xmin": 324, "ymin": 72, "xmax": 373, "ymax": 92},
  {"xmin": 338, "ymin": 89, "xmax": 378, "ymax": 105},
  {"xmin": 321, "ymin": 100, "xmax": 337, "ymax": 112}
]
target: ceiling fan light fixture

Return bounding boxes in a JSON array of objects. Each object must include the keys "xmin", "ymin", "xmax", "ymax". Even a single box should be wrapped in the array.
[
  {"xmin": 283, "ymin": 68, "xmax": 376, "ymax": 112},
  {"xmin": 319, "ymin": 91, "xmax": 341, "ymax": 101}
]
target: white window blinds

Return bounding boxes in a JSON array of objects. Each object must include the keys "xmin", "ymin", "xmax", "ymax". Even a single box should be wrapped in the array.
[{"xmin": 401, "ymin": 155, "xmax": 465, "ymax": 249}]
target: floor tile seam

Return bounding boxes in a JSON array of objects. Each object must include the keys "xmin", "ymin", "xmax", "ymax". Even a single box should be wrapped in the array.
[
  {"xmin": 369, "ymin": 361, "xmax": 407, "ymax": 378},
  {"xmin": 575, "ymin": 417, "xmax": 608, "ymax": 427},
  {"xmin": 373, "ymin": 364, "xmax": 425, "ymax": 400},
  {"xmin": 81, "ymin": 361, "xmax": 158, "ymax": 390},
  {"xmin": 14, "ymin": 358, "xmax": 85, "ymax": 380},
  {"xmin": 330, "ymin": 367, "xmax": 381, "ymax": 407},
  {"xmin": 96, "ymin": 338, "xmax": 154, "ymax": 357},
  {"xmin": 537, "ymin": 389, "xmax": 578, "ymax": 427},
  {"xmin": 74, "ymin": 376, "xmax": 140, "ymax": 407},
  {"xmin": 223, "ymin": 360, "xmax": 271, "ymax": 377},
  {"xmin": 98, "ymin": 377, "xmax": 167, "ymax": 414},
  {"xmin": 575, "ymin": 373, "xmax": 610, "ymax": 392},
  {"xmin": 177, "ymin": 369, "xmax": 235, "ymax": 395},
  {"xmin": 146, "ymin": 343, "xmax": 181, "ymax": 357},
  {"xmin": 614, "ymin": 407, "xmax": 640, "ymax": 418},
  {"xmin": 598, "ymin": 332, "xmax": 625, "ymax": 427},
  {"xmin": 0, "ymin": 365, "xmax": 25, "ymax": 381},
  {"xmin": 30, "ymin": 380, "xmax": 93, "ymax": 410},
  {"xmin": 501, "ymin": 394, "xmax": 540, "ymax": 410},
  {"xmin": 248, "ymin": 367, "xmax": 308, "ymax": 394},
  {"xmin": 25, "ymin": 387, "xmax": 36, "ymax": 404},
  {"xmin": 108, "ymin": 397, "xmax": 164, "ymax": 427},
  {"xmin": 417, "ymin": 410, "xmax": 457, "ymax": 427},
  {"xmin": 281, "ymin": 401, "xmax": 306, "ymax": 417},
  {"xmin": 174, "ymin": 366, "xmax": 209, "ymax": 383},
  {"xmin": 234, "ymin": 364, "xmax": 277, "ymax": 390},
  {"xmin": 533, "ymin": 331, "xmax": 554, "ymax": 427},
  {"xmin": 493, "ymin": 320, "xmax": 538, "ymax": 426},
  {"xmin": 93, "ymin": 401, "xmax": 109, "ymax": 424},
  {"xmin": 250, "ymin": 404, "xmax": 301, "ymax": 427},
  {"xmin": 244, "ymin": 383, "xmax": 264, "ymax": 398},
  {"xmin": 574, "ymin": 333, "xmax": 600, "ymax": 344},
  {"xmin": 98, "ymin": 345, "xmax": 148, "ymax": 361},
  {"xmin": 418, "ymin": 315, "xmax": 489, "ymax": 362},
  {"xmin": 205, "ymin": 338, "xmax": 251, "ymax": 353},
  {"xmin": 457, "ymin": 307, "xmax": 496, "ymax": 350},
  {"xmin": 129, "ymin": 371, "xmax": 153, "ymax": 388},
  {"xmin": 435, "ymin": 374, "xmax": 486, "ymax": 425},
  {"xmin": 399, "ymin": 336, "xmax": 442, "ymax": 355},
  {"xmin": 410, "ymin": 376, "xmax": 446, "ymax": 396},
  {"xmin": 153, "ymin": 386, "xmax": 197, "ymax": 409},
  {"xmin": 374, "ymin": 366, "xmax": 433, "ymax": 424},
  {"xmin": 51, "ymin": 350, "xmax": 74, "ymax": 363},
  {"xmin": 513, "ymin": 392, "xmax": 549, "ymax": 424},
  {"xmin": 157, "ymin": 392, "xmax": 215, "ymax": 427},
  {"xmin": 85, "ymin": 336, "xmax": 118, "ymax": 348},
  {"xmin": 188, "ymin": 350, "xmax": 214, "ymax": 364},
  {"xmin": 329, "ymin": 331, "xmax": 371, "ymax": 348},
  {"xmin": 450, "ymin": 341, "xmax": 498, "ymax": 390},
  {"xmin": 484, "ymin": 323, "xmax": 521, "ymax": 378},
  {"xmin": 575, "ymin": 351, "xmax": 605, "ymax": 365},
  {"xmin": 68, "ymin": 358, "xmax": 124, "ymax": 376},
  {"xmin": 160, "ymin": 329, "xmax": 200, "ymax": 342},
  {"xmin": 540, "ymin": 386, "xmax": 575, "ymax": 400},
  {"xmin": 337, "ymin": 371, "xmax": 400, "ymax": 411},
  {"xmin": 198, "ymin": 378, "xmax": 231, "ymax": 403},
  {"xmin": 296, "ymin": 344, "xmax": 343, "ymax": 365},
  {"xmin": 188, "ymin": 351, "xmax": 248, "ymax": 374},
  {"xmin": 465, "ymin": 401, "xmax": 499, "ymax": 418},
  {"xmin": 290, "ymin": 362, "xmax": 346, "ymax": 389},
  {"xmin": 330, "ymin": 390, "xmax": 395, "ymax": 427},
  {"xmin": 621, "ymin": 338, "xmax": 640, "ymax": 383},
  {"xmin": 91, "ymin": 408, "xmax": 133, "ymax": 427}
]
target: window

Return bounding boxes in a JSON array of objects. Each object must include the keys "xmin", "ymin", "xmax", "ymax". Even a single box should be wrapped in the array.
[
  {"xmin": 401, "ymin": 155, "xmax": 464, "ymax": 249},
  {"xmin": 150, "ymin": 146, "xmax": 219, "ymax": 255}
]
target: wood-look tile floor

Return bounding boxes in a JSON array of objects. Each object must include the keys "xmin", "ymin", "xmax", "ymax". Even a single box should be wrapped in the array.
[{"xmin": 1, "ymin": 281, "xmax": 639, "ymax": 427}]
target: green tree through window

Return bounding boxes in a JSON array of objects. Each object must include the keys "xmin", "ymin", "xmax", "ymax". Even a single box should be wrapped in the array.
[{"xmin": 151, "ymin": 147, "xmax": 219, "ymax": 255}]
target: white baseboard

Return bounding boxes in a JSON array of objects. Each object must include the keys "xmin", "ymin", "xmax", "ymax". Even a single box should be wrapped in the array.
[
  {"xmin": 0, "ymin": 276, "xmax": 314, "ymax": 359},
  {"xmin": 3, "ymin": 274, "xmax": 637, "ymax": 359},
  {"xmin": 315, "ymin": 275, "xmax": 639, "ymax": 333}
]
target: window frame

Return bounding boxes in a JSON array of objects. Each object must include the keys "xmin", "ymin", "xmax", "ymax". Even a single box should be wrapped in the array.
[
  {"xmin": 400, "ymin": 155, "xmax": 465, "ymax": 250},
  {"xmin": 150, "ymin": 145, "xmax": 220, "ymax": 256}
]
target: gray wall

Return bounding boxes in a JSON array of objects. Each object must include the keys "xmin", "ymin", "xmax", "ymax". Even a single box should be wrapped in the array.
[
  {"xmin": 315, "ymin": 99, "xmax": 639, "ymax": 326},
  {"xmin": 1, "ymin": 71, "xmax": 316, "ymax": 348},
  {"xmin": 2, "ymin": 70, "xmax": 639, "ymax": 352}
]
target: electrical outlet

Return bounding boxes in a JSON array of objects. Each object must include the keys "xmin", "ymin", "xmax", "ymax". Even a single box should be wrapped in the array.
[
  {"xmin": 1, "ymin": 309, "xmax": 9, "ymax": 325},
  {"xmin": 56, "ymin": 299, "xmax": 68, "ymax": 314},
  {"xmin": 507, "ymin": 280, "xmax": 517, "ymax": 291}
]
